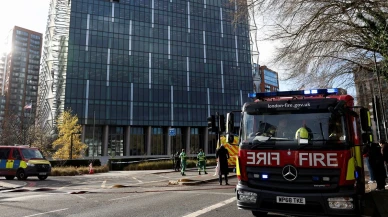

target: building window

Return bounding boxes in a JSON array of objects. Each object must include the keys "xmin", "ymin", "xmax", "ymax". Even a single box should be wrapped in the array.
[{"xmin": 130, "ymin": 127, "xmax": 145, "ymax": 156}]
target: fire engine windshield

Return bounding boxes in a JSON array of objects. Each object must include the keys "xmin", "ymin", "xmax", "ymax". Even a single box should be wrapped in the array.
[{"xmin": 241, "ymin": 111, "xmax": 346, "ymax": 146}]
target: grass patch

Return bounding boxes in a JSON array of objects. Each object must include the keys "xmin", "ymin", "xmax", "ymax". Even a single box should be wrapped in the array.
[
  {"xmin": 51, "ymin": 165, "xmax": 109, "ymax": 176},
  {"xmin": 124, "ymin": 158, "xmax": 217, "ymax": 171}
]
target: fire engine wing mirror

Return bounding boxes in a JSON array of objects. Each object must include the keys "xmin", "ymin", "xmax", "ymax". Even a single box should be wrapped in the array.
[
  {"xmin": 360, "ymin": 108, "xmax": 372, "ymax": 132},
  {"xmin": 226, "ymin": 113, "xmax": 234, "ymax": 143},
  {"xmin": 361, "ymin": 133, "xmax": 372, "ymax": 144}
]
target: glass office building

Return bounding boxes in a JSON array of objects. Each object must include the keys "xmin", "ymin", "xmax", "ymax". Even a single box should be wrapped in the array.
[
  {"xmin": 251, "ymin": 65, "xmax": 279, "ymax": 93},
  {"xmin": 38, "ymin": 0, "xmax": 251, "ymax": 158}
]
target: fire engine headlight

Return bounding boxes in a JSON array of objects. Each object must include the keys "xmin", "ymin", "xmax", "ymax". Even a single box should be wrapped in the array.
[
  {"xmin": 237, "ymin": 190, "xmax": 257, "ymax": 203},
  {"xmin": 327, "ymin": 197, "xmax": 354, "ymax": 209},
  {"xmin": 27, "ymin": 163, "xmax": 35, "ymax": 166}
]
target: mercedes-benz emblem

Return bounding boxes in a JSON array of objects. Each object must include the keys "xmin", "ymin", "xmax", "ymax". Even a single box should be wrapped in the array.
[{"xmin": 282, "ymin": 165, "xmax": 297, "ymax": 181}]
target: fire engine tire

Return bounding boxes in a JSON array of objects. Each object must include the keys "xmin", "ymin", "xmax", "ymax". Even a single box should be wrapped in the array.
[
  {"xmin": 16, "ymin": 169, "xmax": 28, "ymax": 180},
  {"xmin": 5, "ymin": 176, "xmax": 15, "ymax": 180},
  {"xmin": 252, "ymin": 211, "xmax": 268, "ymax": 216},
  {"xmin": 38, "ymin": 175, "xmax": 48, "ymax": 180}
]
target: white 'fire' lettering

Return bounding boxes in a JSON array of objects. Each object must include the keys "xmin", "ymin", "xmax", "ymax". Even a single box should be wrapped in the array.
[
  {"xmin": 247, "ymin": 152, "xmax": 255, "ymax": 165},
  {"xmin": 246, "ymin": 152, "xmax": 280, "ymax": 166},
  {"xmin": 299, "ymin": 153, "xmax": 338, "ymax": 167}
]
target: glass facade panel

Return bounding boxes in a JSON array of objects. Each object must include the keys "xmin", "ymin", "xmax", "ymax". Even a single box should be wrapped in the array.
[
  {"xmin": 64, "ymin": 0, "xmax": 251, "ymax": 127},
  {"xmin": 130, "ymin": 127, "xmax": 146, "ymax": 155},
  {"xmin": 264, "ymin": 69, "xmax": 278, "ymax": 86}
]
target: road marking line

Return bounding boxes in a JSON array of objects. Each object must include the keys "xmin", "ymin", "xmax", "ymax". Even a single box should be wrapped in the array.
[
  {"xmin": 73, "ymin": 194, "xmax": 87, "ymax": 199},
  {"xmin": 132, "ymin": 177, "xmax": 143, "ymax": 183},
  {"xmin": 101, "ymin": 180, "xmax": 106, "ymax": 188},
  {"xmin": 22, "ymin": 208, "xmax": 68, "ymax": 217},
  {"xmin": 58, "ymin": 184, "xmax": 71, "ymax": 190},
  {"xmin": 182, "ymin": 197, "xmax": 236, "ymax": 217}
]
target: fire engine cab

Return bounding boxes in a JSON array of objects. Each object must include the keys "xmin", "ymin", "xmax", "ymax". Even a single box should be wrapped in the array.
[{"xmin": 224, "ymin": 88, "xmax": 372, "ymax": 217}]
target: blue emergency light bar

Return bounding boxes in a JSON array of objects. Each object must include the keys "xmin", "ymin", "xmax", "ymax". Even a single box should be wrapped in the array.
[{"xmin": 248, "ymin": 88, "xmax": 339, "ymax": 99}]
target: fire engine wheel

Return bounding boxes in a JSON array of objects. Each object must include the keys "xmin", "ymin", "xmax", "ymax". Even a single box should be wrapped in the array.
[
  {"xmin": 16, "ymin": 169, "xmax": 28, "ymax": 180},
  {"xmin": 252, "ymin": 211, "xmax": 268, "ymax": 216},
  {"xmin": 5, "ymin": 176, "xmax": 15, "ymax": 180},
  {"xmin": 38, "ymin": 175, "xmax": 48, "ymax": 180}
]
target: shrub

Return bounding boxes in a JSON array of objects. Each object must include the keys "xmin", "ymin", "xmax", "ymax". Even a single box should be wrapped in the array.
[{"xmin": 51, "ymin": 165, "xmax": 109, "ymax": 176}]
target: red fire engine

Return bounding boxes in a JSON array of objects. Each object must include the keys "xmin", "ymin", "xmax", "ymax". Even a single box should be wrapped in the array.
[{"xmin": 225, "ymin": 88, "xmax": 371, "ymax": 217}]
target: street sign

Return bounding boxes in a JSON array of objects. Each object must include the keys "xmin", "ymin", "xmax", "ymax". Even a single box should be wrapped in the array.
[{"xmin": 169, "ymin": 128, "xmax": 176, "ymax": 136}]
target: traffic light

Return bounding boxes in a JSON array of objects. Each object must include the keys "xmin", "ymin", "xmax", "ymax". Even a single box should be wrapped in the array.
[
  {"xmin": 207, "ymin": 115, "xmax": 217, "ymax": 132},
  {"xmin": 219, "ymin": 115, "xmax": 226, "ymax": 132}
]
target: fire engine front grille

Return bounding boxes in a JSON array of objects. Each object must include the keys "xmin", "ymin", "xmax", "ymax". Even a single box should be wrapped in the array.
[
  {"xmin": 35, "ymin": 164, "xmax": 50, "ymax": 172},
  {"xmin": 246, "ymin": 167, "xmax": 341, "ymax": 192}
]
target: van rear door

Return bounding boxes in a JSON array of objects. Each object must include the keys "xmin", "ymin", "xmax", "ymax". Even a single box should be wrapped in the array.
[{"xmin": 0, "ymin": 148, "xmax": 12, "ymax": 175}]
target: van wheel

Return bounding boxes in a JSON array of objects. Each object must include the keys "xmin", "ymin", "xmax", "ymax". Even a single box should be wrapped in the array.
[
  {"xmin": 16, "ymin": 169, "xmax": 28, "ymax": 180},
  {"xmin": 5, "ymin": 176, "xmax": 15, "ymax": 180},
  {"xmin": 38, "ymin": 175, "xmax": 48, "ymax": 180},
  {"xmin": 252, "ymin": 211, "xmax": 268, "ymax": 217}
]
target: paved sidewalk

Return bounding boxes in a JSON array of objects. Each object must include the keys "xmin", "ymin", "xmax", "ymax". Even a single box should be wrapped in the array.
[
  {"xmin": 0, "ymin": 181, "xmax": 25, "ymax": 191},
  {"xmin": 364, "ymin": 170, "xmax": 388, "ymax": 217}
]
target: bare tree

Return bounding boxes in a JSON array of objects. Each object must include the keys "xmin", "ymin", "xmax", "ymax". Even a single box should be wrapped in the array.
[{"xmin": 233, "ymin": 0, "xmax": 388, "ymax": 89}]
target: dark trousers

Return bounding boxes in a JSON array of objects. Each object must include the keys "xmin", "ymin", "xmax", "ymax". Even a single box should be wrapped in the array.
[
  {"xmin": 174, "ymin": 159, "xmax": 181, "ymax": 171},
  {"xmin": 371, "ymin": 161, "xmax": 386, "ymax": 189},
  {"xmin": 219, "ymin": 173, "xmax": 228, "ymax": 184}
]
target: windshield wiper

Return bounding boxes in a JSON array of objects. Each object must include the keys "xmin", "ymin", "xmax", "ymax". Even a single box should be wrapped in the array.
[{"xmin": 320, "ymin": 122, "xmax": 325, "ymax": 140}]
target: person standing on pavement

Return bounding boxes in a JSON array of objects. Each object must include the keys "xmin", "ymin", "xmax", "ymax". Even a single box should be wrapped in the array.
[
  {"xmin": 174, "ymin": 151, "xmax": 181, "ymax": 172},
  {"xmin": 179, "ymin": 149, "xmax": 187, "ymax": 176},
  {"xmin": 197, "ymin": 149, "xmax": 208, "ymax": 175},
  {"xmin": 363, "ymin": 151, "xmax": 376, "ymax": 184},
  {"xmin": 363, "ymin": 142, "xmax": 386, "ymax": 191},
  {"xmin": 216, "ymin": 144, "xmax": 230, "ymax": 185},
  {"xmin": 379, "ymin": 139, "xmax": 388, "ymax": 178}
]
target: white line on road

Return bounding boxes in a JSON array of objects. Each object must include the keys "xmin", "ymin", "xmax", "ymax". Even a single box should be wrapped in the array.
[
  {"xmin": 22, "ymin": 208, "xmax": 68, "ymax": 217},
  {"xmin": 182, "ymin": 197, "xmax": 236, "ymax": 217},
  {"xmin": 132, "ymin": 177, "xmax": 143, "ymax": 183},
  {"xmin": 73, "ymin": 194, "xmax": 87, "ymax": 199}
]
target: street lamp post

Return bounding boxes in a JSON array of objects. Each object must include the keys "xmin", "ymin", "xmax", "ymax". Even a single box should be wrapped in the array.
[{"xmin": 70, "ymin": 132, "xmax": 81, "ymax": 160}]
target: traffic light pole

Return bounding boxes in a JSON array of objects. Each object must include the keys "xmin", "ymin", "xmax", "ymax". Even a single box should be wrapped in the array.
[{"xmin": 216, "ymin": 112, "xmax": 220, "ymax": 148}]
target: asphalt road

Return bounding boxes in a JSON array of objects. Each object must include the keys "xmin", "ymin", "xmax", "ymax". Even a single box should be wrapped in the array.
[
  {"xmin": 0, "ymin": 183, "xmax": 286, "ymax": 217},
  {"xmin": 0, "ymin": 169, "xmax": 289, "ymax": 217}
]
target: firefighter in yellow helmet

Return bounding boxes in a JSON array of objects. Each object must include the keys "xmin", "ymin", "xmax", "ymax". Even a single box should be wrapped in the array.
[
  {"xmin": 295, "ymin": 122, "xmax": 313, "ymax": 140},
  {"xmin": 295, "ymin": 127, "xmax": 309, "ymax": 139}
]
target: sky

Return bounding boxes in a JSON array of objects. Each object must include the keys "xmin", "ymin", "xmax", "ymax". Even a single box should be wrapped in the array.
[
  {"xmin": 0, "ymin": 0, "xmax": 289, "ymax": 90},
  {"xmin": 0, "ymin": 0, "xmax": 50, "ymax": 52}
]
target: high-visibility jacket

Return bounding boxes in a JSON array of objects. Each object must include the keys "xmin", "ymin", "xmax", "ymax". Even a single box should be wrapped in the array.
[
  {"xmin": 179, "ymin": 152, "xmax": 187, "ymax": 161},
  {"xmin": 197, "ymin": 152, "xmax": 206, "ymax": 161},
  {"xmin": 295, "ymin": 127, "xmax": 309, "ymax": 139}
]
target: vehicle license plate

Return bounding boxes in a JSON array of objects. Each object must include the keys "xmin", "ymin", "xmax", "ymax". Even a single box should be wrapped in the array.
[
  {"xmin": 39, "ymin": 173, "xmax": 46, "ymax": 175},
  {"xmin": 276, "ymin": 196, "xmax": 305, "ymax": 204}
]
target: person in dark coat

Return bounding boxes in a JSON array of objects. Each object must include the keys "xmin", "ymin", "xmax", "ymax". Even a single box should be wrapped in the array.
[
  {"xmin": 216, "ymin": 144, "xmax": 230, "ymax": 185},
  {"xmin": 174, "ymin": 151, "xmax": 180, "ymax": 172},
  {"xmin": 379, "ymin": 139, "xmax": 388, "ymax": 179},
  {"xmin": 363, "ymin": 142, "xmax": 386, "ymax": 191}
]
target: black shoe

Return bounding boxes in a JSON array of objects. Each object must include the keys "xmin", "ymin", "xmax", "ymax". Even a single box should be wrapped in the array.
[
  {"xmin": 199, "ymin": 171, "xmax": 201, "ymax": 175},
  {"xmin": 182, "ymin": 173, "xmax": 186, "ymax": 176},
  {"xmin": 226, "ymin": 183, "xmax": 230, "ymax": 185},
  {"xmin": 205, "ymin": 172, "xmax": 208, "ymax": 174},
  {"xmin": 220, "ymin": 183, "xmax": 222, "ymax": 185}
]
